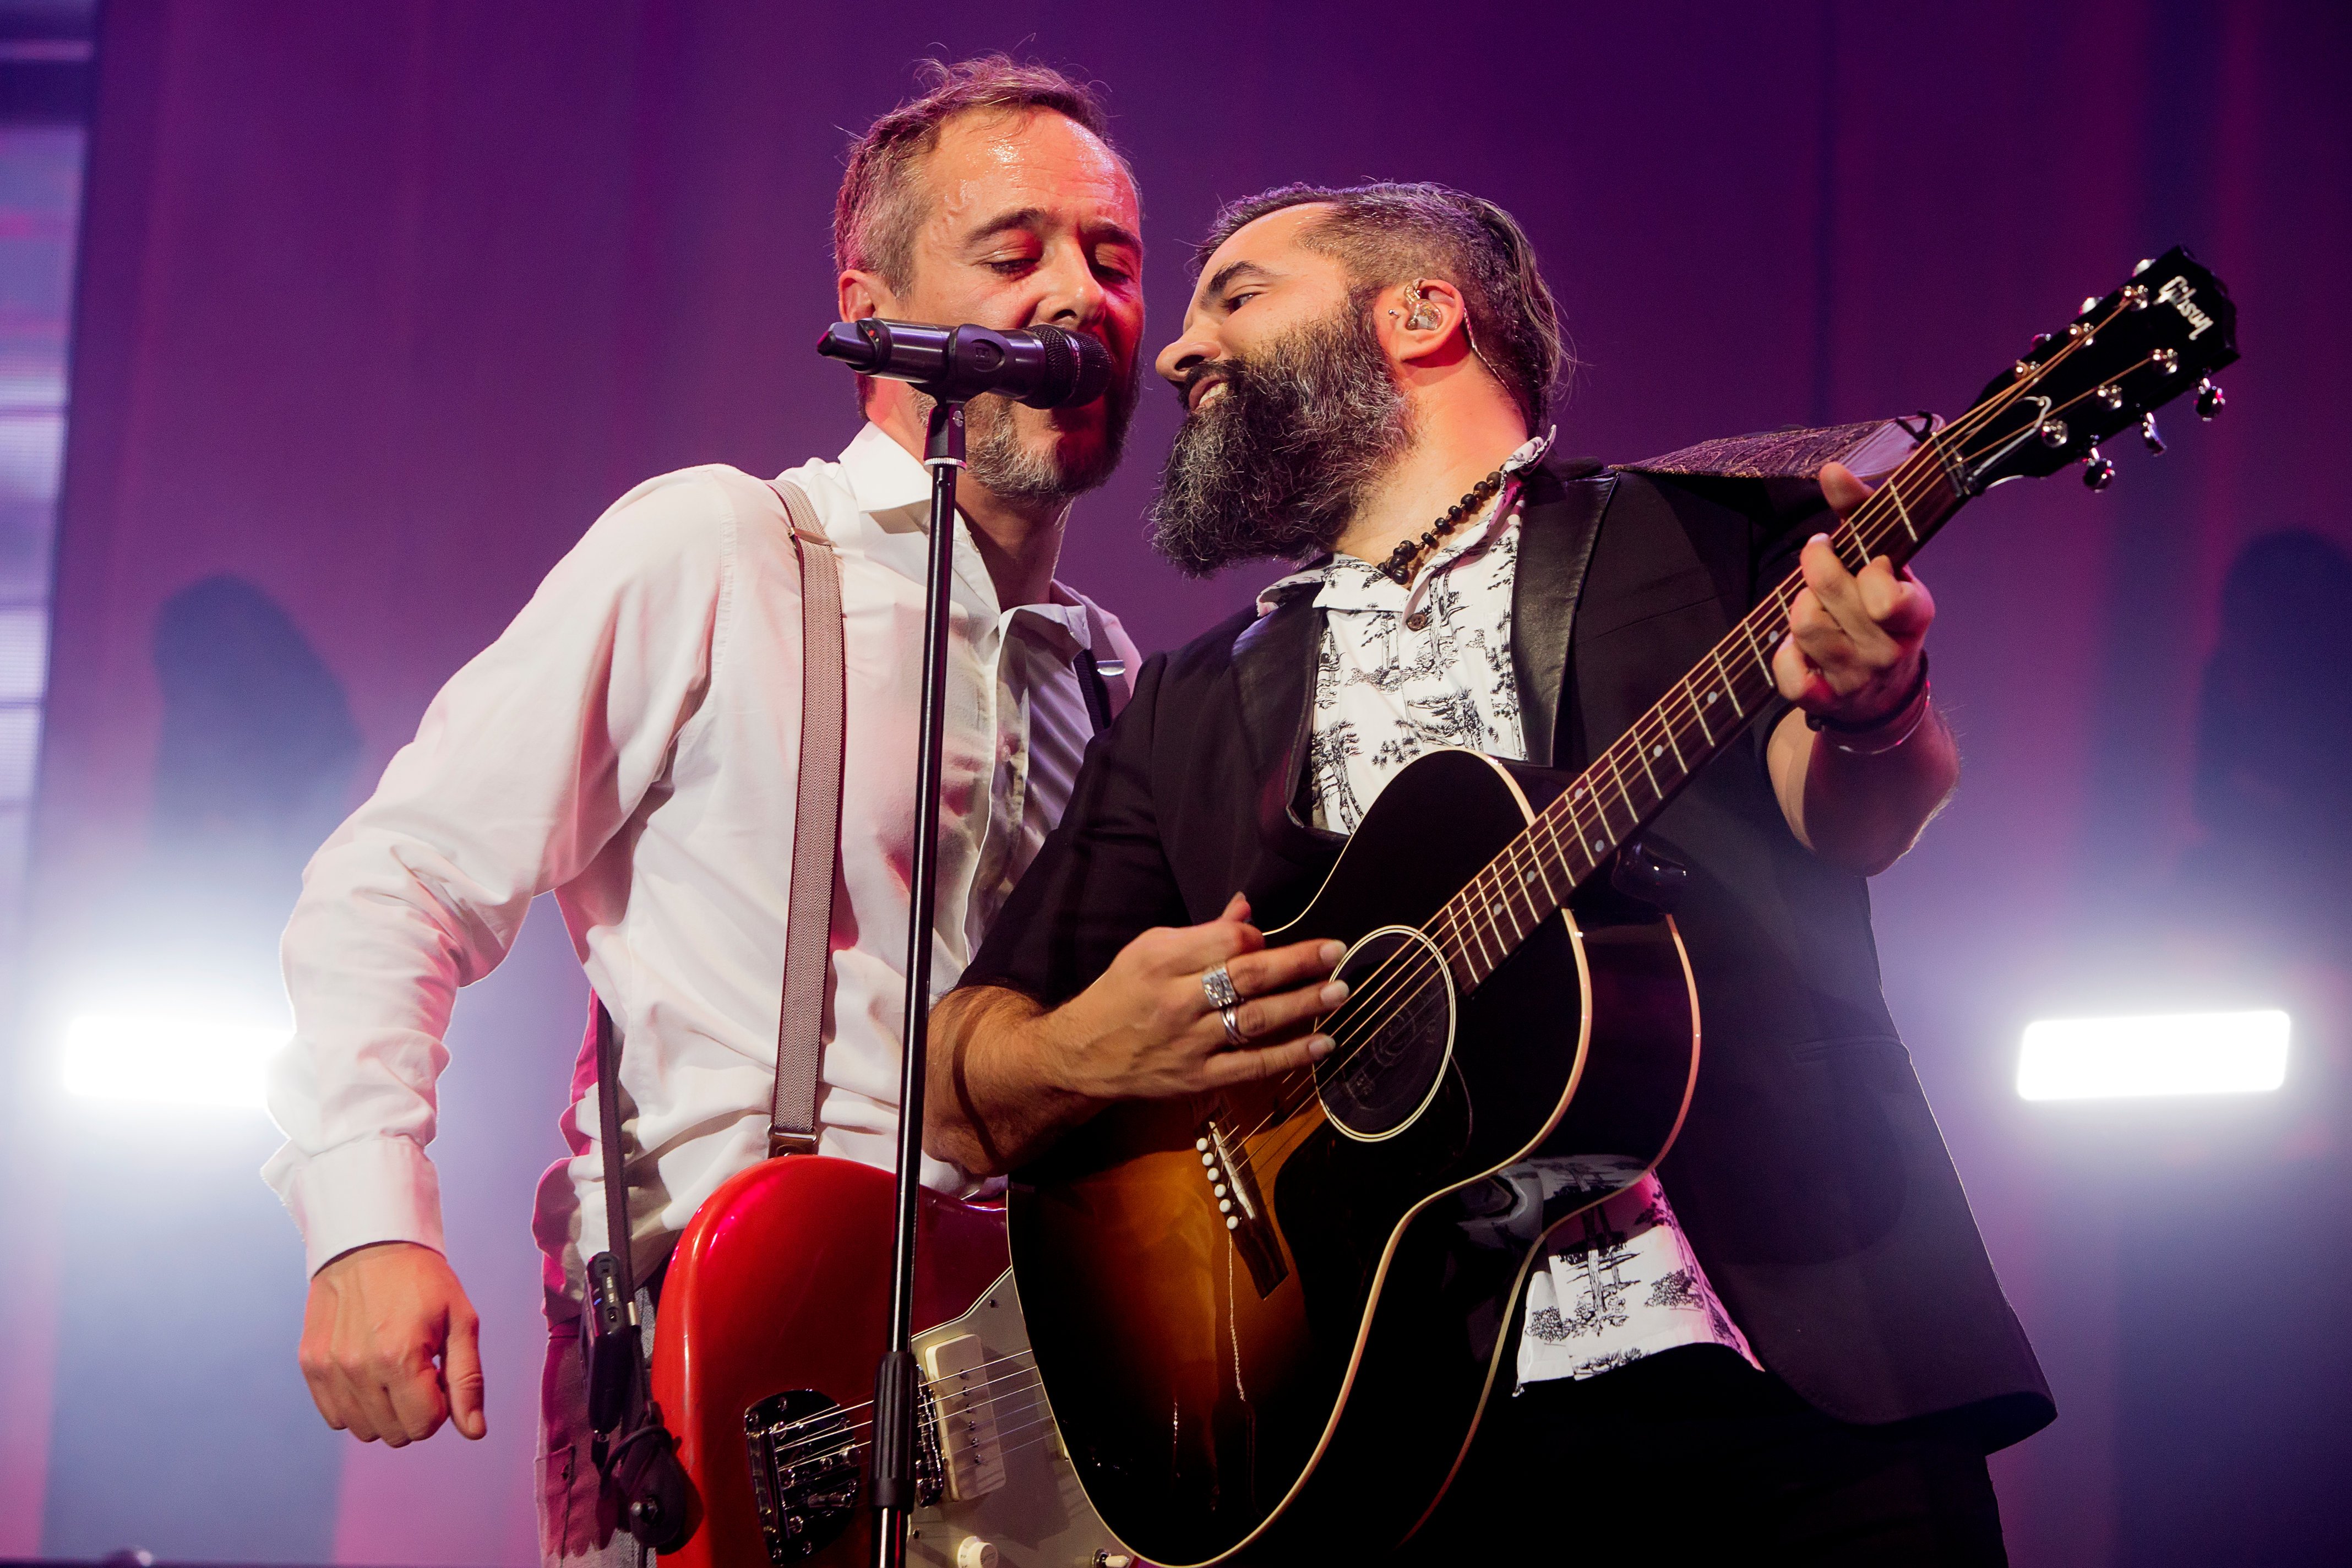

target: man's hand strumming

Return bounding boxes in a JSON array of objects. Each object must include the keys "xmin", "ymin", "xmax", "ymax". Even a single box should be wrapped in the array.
[
  {"xmin": 299, "ymin": 1239, "xmax": 486, "ymax": 1445},
  {"xmin": 927, "ymin": 894, "xmax": 1348, "ymax": 1176}
]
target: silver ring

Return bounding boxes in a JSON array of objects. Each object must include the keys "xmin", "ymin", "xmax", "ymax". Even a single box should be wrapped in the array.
[
  {"xmin": 1219, "ymin": 1005, "xmax": 1247, "ymax": 1046},
  {"xmin": 1201, "ymin": 963, "xmax": 1240, "ymax": 1010}
]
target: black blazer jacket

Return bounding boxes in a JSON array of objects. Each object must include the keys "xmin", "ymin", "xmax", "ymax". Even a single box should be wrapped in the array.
[{"xmin": 966, "ymin": 449, "xmax": 2055, "ymax": 1452}]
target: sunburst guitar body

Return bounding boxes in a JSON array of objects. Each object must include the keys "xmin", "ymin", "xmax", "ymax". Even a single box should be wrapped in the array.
[{"xmin": 1010, "ymin": 750, "xmax": 1702, "ymax": 1564}]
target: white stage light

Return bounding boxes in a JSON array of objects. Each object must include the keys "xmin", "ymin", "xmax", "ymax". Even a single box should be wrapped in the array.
[
  {"xmin": 61, "ymin": 1013, "xmax": 287, "ymax": 1108},
  {"xmin": 2017, "ymin": 1010, "xmax": 2290, "ymax": 1101}
]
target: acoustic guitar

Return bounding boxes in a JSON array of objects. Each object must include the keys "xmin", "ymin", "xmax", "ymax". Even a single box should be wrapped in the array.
[{"xmin": 1007, "ymin": 249, "xmax": 2240, "ymax": 1565}]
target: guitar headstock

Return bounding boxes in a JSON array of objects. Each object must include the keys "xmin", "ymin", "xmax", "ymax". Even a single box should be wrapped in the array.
[{"xmin": 1957, "ymin": 247, "xmax": 2237, "ymax": 492}]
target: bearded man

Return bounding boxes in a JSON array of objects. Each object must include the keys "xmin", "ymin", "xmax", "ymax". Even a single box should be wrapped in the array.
[
  {"xmin": 265, "ymin": 58, "xmax": 1145, "ymax": 1565},
  {"xmin": 927, "ymin": 183, "xmax": 2051, "ymax": 1562}
]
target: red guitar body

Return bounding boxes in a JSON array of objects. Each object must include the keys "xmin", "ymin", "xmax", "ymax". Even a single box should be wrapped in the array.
[{"xmin": 650, "ymin": 1155, "xmax": 1123, "ymax": 1567}]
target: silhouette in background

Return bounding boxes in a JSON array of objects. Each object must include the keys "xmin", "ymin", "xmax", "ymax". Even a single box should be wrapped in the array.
[
  {"xmin": 38, "ymin": 575, "xmax": 358, "ymax": 1559},
  {"xmin": 150, "ymin": 573, "xmax": 359, "ymax": 873},
  {"xmin": 2176, "ymin": 530, "xmax": 2352, "ymax": 959},
  {"xmin": 126, "ymin": 573, "xmax": 361, "ymax": 983}
]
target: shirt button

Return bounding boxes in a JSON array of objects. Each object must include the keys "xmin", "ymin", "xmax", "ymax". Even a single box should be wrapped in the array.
[{"xmin": 1403, "ymin": 609, "xmax": 1432, "ymax": 632}]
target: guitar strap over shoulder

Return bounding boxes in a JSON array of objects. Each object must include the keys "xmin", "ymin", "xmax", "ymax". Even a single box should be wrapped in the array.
[{"xmin": 763, "ymin": 477, "xmax": 844, "ymax": 1159}]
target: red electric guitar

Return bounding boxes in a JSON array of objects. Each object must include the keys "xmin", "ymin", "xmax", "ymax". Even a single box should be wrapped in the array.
[{"xmin": 647, "ymin": 1155, "xmax": 1128, "ymax": 1567}]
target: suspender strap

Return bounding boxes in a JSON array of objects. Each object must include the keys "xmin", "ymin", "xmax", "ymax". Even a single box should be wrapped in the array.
[{"xmin": 765, "ymin": 477, "xmax": 844, "ymax": 1158}]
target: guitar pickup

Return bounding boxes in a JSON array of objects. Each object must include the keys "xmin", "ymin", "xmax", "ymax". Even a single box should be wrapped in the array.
[
  {"xmin": 1200, "ymin": 1117, "xmax": 1289, "ymax": 1298},
  {"xmin": 917, "ymin": 1332, "xmax": 1005, "ymax": 1502}
]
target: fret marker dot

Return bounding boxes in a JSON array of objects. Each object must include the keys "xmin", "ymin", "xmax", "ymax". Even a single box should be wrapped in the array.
[
  {"xmin": 1490, "ymin": 902, "xmax": 1505, "ymax": 920},
  {"xmin": 1591, "ymin": 838, "xmax": 1603, "ymax": 853},
  {"xmin": 1652, "ymin": 745, "xmax": 1664, "ymax": 758}
]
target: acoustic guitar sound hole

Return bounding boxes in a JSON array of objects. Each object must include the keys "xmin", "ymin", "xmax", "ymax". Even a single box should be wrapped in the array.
[{"xmin": 1314, "ymin": 925, "xmax": 1456, "ymax": 1141}]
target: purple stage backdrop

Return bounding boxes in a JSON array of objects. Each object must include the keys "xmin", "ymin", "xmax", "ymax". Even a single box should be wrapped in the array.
[{"xmin": 6, "ymin": 2, "xmax": 2349, "ymax": 1562}]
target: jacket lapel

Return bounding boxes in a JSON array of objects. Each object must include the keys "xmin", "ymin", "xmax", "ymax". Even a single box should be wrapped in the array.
[
  {"xmin": 1227, "ymin": 588, "xmax": 1342, "ymax": 854},
  {"xmin": 1511, "ymin": 460, "xmax": 1616, "ymax": 766}
]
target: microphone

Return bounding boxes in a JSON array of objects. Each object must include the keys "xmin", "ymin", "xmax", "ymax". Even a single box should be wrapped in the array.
[{"xmin": 816, "ymin": 318, "xmax": 1112, "ymax": 409}]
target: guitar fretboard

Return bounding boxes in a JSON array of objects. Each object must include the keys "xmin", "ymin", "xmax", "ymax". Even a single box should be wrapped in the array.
[{"xmin": 1427, "ymin": 431, "xmax": 1972, "ymax": 993}]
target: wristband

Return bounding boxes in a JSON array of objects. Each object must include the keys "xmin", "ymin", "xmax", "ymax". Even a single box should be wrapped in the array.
[{"xmin": 1806, "ymin": 654, "xmax": 1932, "ymax": 756}]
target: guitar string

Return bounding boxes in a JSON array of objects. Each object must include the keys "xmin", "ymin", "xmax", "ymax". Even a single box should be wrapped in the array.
[
  {"xmin": 766, "ymin": 1375, "xmax": 1052, "ymax": 1468},
  {"xmin": 773, "ymin": 1400, "xmax": 1061, "ymax": 1482},
  {"xmin": 773, "ymin": 1396, "xmax": 1046, "ymax": 1474},
  {"xmin": 770, "ymin": 1382, "xmax": 1057, "ymax": 1473},
  {"xmin": 753, "ymin": 1363, "xmax": 1058, "ymax": 1476},
  {"xmin": 761, "ymin": 1353, "xmax": 1047, "ymax": 1456},
  {"xmin": 1227, "ymin": 310, "xmax": 2138, "ymax": 1141}
]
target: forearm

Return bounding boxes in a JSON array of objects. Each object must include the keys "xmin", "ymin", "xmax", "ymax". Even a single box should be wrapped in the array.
[
  {"xmin": 1770, "ymin": 701, "xmax": 1958, "ymax": 875},
  {"xmin": 925, "ymin": 985, "xmax": 1104, "ymax": 1178}
]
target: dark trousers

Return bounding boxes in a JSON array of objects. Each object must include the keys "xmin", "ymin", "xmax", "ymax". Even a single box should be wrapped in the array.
[{"xmin": 1400, "ymin": 1347, "xmax": 2008, "ymax": 1566}]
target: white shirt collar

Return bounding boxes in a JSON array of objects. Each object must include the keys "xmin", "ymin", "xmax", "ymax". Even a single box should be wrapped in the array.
[
  {"xmin": 831, "ymin": 422, "xmax": 1102, "ymax": 657},
  {"xmin": 837, "ymin": 420, "xmax": 935, "ymax": 517}
]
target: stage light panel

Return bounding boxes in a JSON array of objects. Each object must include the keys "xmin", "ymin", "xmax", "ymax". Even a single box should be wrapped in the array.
[
  {"xmin": 2017, "ymin": 1010, "xmax": 2290, "ymax": 1101},
  {"xmin": 61, "ymin": 1013, "xmax": 286, "ymax": 1108}
]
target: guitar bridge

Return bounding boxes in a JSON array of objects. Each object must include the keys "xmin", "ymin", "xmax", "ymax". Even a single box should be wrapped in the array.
[
  {"xmin": 743, "ymin": 1385, "xmax": 944, "ymax": 1565},
  {"xmin": 1200, "ymin": 1115, "xmax": 1288, "ymax": 1298}
]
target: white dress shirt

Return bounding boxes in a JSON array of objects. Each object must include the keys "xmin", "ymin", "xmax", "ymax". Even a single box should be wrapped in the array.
[
  {"xmin": 1263, "ymin": 435, "xmax": 1757, "ymax": 1387},
  {"xmin": 266, "ymin": 423, "xmax": 1138, "ymax": 1305}
]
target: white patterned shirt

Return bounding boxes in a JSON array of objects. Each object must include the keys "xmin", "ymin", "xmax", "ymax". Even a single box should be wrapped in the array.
[{"xmin": 1259, "ymin": 440, "xmax": 1758, "ymax": 1387}]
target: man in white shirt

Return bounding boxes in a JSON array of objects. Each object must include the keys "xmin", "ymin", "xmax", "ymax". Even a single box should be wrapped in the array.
[{"xmin": 265, "ymin": 56, "xmax": 1146, "ymax": 1562}]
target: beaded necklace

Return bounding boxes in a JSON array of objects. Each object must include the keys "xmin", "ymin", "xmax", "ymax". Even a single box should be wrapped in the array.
[{"xmin": 1375, "ymin": 466, "xmax": 1509, "ymax": 585}]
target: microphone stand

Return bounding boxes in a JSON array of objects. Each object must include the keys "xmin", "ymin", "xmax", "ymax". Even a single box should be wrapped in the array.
[{"xmin": 870, "ymin": 393, "xmax": 965, "ymax": 1568}]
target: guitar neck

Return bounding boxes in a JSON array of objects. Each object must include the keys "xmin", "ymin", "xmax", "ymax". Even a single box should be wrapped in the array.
[{"xmin": 1430, "ymin": 433, "xmax": 1974, "ymax": 993}]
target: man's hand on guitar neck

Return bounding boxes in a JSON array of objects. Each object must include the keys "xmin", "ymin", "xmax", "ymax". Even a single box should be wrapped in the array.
[
  {"xmin": 927, "ymin": 895, "xmax": 1347, "ymax": 1177},
  {"xmin": 299, "ymin": 1239, "xmax": 487, "ymax": 1446},
  {"xmin": 1766, "ymin": 460, "xmax": 1962, "ymax": 875}
]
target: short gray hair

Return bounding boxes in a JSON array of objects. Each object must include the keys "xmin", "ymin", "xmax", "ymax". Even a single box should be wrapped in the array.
[
  {"xmin": 835, "ymin": 56, "xmax": 1131, "ymax": 292},
  {"xmin": 1194, "ymin": 181, "xmax": 1569, "ymax": 429}
]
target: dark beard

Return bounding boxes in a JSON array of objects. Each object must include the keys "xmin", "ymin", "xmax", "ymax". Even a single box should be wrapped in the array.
[
  {"xmin": 929, "ymin": 349, "xmax": 1140, "ymax": 509},
  {"xmin": 1148, "ymin": 298, "xmax": 1415, "ymax": 576}
]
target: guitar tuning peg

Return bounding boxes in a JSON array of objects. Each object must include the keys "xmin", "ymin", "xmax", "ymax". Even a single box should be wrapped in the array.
[
  {"xmin": 2196, "ymin": 378, "xmax": 2226, "ymax": 420},
  {"xmin": 2081, "ymin": 448, "xmax": 2116, "ymax": 491},
  {"xmin": 2133, "ymin": 257, "xmax": 2155, "ymax": 275},
  {"xmin": 2140, "ymin": 412, "xmax": 2166, "ymax": 455}
]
